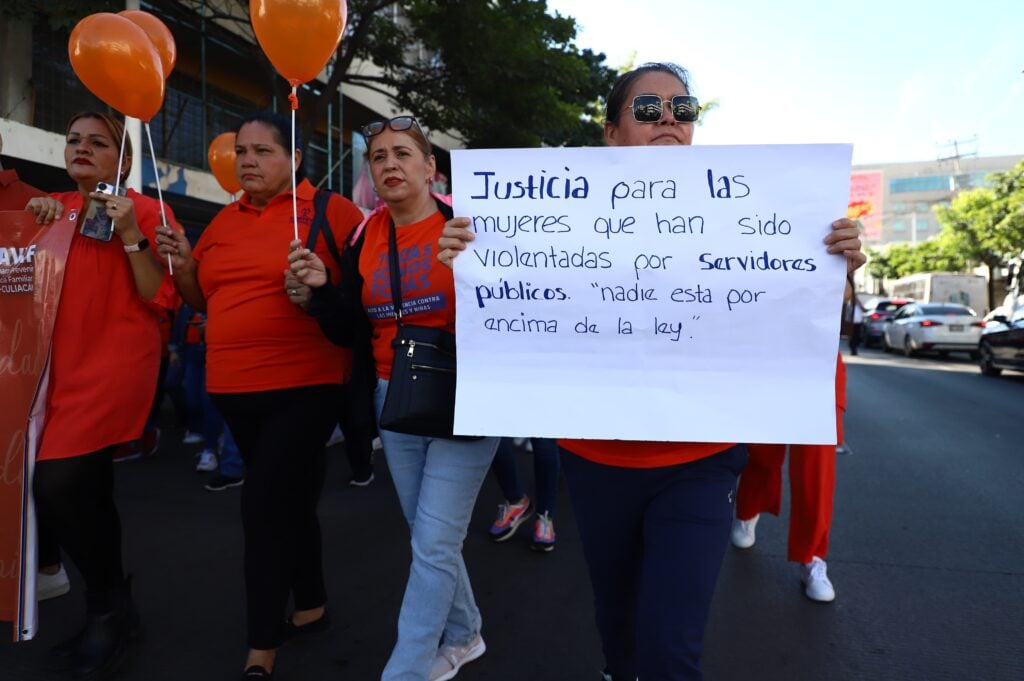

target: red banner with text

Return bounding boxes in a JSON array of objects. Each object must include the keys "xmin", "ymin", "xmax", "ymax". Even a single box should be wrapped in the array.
[{"xmin": 0, "ymin": 210, "xmax": 74, "ymax": 640}]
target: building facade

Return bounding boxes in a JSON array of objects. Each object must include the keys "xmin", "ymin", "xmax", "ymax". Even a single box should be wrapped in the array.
[
  {"xmin": 0, "ymin": 0, "xmax": 457, "ymax": 236},
  {"xmin": 851, "ymin": 153, "xmax": 1023, "ymax": 248}
]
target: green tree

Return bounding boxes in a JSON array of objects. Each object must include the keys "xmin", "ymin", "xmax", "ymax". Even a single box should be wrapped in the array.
[
  {"xmin": 936, "ymin": 187, "xmax": 1006, "ymax": 310},
  {"xmin": 183, "ymin": 0, "xmax": 615, "ymax": 149},
  {"xmin": 985, "ymin": 161, "xmax": 1024, "ymax": 256},
  {"xmin": 7, "ymin": 1, "xmax": 615, "ymax": 149},
  {"xmin": 907, "ymin": 230, "xmax": 967, "ymax": 273}
]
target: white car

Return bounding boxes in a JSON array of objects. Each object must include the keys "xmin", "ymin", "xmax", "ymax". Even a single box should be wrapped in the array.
[{"xmin": 883, "ymin": 303, "xmax": 984, "ymax": 358}]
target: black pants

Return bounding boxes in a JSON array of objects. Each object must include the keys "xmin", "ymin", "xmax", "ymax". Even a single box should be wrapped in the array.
[
  {"xmin": 33, "ymin": 447, "xmax": 124, "ymax": 595},
  {"xmin": 212, "ymin": 384, "xmax": 341, "ymax": 650},
  {"xmin": 850, "ymin": 322, "xmax": 863, "ymax": 354}
]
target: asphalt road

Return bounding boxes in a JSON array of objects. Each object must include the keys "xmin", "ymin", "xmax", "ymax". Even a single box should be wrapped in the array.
[{"xmin": 2, "ymin": 347, "xmax": 1022, "ymax": 681}]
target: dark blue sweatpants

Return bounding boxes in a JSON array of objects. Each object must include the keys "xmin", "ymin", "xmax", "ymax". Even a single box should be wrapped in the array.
[{"xmin": 561, "ymin": 444, "xmax": 747, "ymax": 681}]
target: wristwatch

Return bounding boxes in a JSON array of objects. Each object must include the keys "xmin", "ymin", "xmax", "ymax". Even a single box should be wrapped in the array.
[{"xmin": 123, "ymin": 238, "xmax": 150, "ymax": 253}]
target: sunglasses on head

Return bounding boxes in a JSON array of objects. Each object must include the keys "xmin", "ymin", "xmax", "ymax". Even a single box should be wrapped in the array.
[
  {"xmin": 362, "ymin": 115, "xmax": 422, "ymax": 139},
  {"xmin": 628, "ymin": 94, "xmax": 701, "ymax": 123}
]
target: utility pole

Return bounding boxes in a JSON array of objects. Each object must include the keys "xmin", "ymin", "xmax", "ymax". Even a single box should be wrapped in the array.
[{"xmin": 937, "ymin": 136, "xmax": 978, "ymax": 190}]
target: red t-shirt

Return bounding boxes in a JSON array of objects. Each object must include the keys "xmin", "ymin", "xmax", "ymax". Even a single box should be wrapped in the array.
[
  {"xmin": 358, "ymin": 209, "xmax": 452, "ymax": 379},
  {"xmin": 0, "ymin": 169, "xmax": 45, "ymax": 211},
  {"xmin": 38, "ymin": 189, "xmax": 175, "ymax": 460},
  {"xmin": 193, "ymin": 179, "xmax": 363, "ymax": 393},
  {"xmin": 558, "ymin": 439, "xmax": 734, "ymax": 469}
]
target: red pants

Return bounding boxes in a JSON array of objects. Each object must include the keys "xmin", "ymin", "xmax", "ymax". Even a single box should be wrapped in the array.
[{"xmin": 735, "ymin": 408, "xmax": 843, "ymax": 564}]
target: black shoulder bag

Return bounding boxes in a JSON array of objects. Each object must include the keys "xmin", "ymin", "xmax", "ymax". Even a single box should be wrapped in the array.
[{"xmin": 378, "ymin": 203, "xmax": 477, "ymax": 439}]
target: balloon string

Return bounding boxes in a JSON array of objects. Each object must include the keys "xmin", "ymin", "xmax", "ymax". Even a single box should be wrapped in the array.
[
  {"xmin": 144, "ymin": 122, "xmax": 174, "ymax": 275},
  {"xmin": 290, "ymin": 86, "xmax": 299, "ymax": 242},
  {"xmin": 114, "ymin": 125, "xmax": 127, "ymax": 195}
]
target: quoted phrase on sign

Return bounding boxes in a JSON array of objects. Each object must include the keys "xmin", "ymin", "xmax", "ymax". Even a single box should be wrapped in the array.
[{"xmin": 450, "ymin": 144, "xmax": 853, "ymax": 444}]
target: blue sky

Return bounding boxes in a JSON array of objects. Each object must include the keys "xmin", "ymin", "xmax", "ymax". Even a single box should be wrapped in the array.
[{"xmin": 547, "ymin": 0, "xmax": 1024, "ymax": 165}]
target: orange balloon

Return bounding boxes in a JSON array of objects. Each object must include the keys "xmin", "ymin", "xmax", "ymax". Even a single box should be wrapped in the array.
[
  {"xmin": 208, "ymin": 132, "xmax": 241, "ymax": 195},
  {"xmin": 250, "ymin": 0, "xmax": 347, "ymax": 87},
  {"xmin": 119, "ymin": 10, "xmax": 177, "ymax": 78},
  {"xmin": 68, "ymin": 13, "xmax": 165, "ymax": 122}
]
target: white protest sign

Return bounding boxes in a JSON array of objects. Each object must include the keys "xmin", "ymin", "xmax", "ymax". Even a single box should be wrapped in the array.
[{"xmin": 450, "ymin": 144, "xmax": 852, "ymax": 444}]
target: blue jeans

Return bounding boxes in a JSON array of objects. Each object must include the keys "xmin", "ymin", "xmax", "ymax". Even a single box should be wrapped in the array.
[
  {"xmin": 374, "ymin": 378, "xmax": 499, "ymax": 681},
  {"xmin": 218, "ymin": 425, "xmax": 244, "ymax": 478},
  {"xmin": 181, "ymin": 344, "xmax": 206, "ymax": 434}
]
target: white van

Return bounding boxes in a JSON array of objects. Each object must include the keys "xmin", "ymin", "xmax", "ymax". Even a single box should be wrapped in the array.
[{"xmin": 890, "ymin": 273, "xmax": 989, "ymax": 315}]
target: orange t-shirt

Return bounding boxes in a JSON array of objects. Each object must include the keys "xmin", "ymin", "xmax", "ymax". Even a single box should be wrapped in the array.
[
  {"xmin": 358, "ymin": 209, "xmax": 453, "ymax": 379},
  {"xmin": 193, "ymin": 179, "xmax": 363, "ymax": 393},
  {"xmin": 38, "ymin": 190, "xmax": 175, "ymax": 460}
]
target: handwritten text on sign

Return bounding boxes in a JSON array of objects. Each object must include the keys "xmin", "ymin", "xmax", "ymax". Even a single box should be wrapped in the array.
[{"xmin": 451, "ymin": 144, "xmax": 852, "ymax": 444}]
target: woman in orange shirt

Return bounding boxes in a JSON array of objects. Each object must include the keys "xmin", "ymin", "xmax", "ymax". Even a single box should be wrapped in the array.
[
  {"xmin": 156, "ymin": 112, "xmax": 363, "ymax": 681},
  {"xmin": 25, "ymin": 111, "xmax": 176, "ymax": 679},
  {"xmin": 288, "ymin": 116, "xmax": 501, "ymax": 681}
]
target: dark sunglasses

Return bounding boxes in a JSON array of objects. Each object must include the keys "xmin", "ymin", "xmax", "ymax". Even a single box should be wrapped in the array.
[
  {"xmin": 362, "ymin": 115, "xmax": 422, "ymax": 139},
  {"xmin": 628, "ymin": 94, "xmax": 701, "ymax": 123}
]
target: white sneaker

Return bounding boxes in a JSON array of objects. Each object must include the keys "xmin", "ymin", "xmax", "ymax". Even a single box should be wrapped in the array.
[
  {"xmin": 326, "ymin": 425, "xmax": 345, "ymax": 447},
  {"xmin": 195, "ymin": 450, "xmax": 218, "ymax": 472},
  {"xmin": 37, "ymin": 564, "xmax": 70, "ymax": 601},
  {"xmin": 371, "ymin": 437, "xmax": 383, "ymax": 452},
  {"xmin": 730, "ymin": 514, "xmax": 759, "ymax": 549},
  {"xmin": 428, "ymin": 634, "xmax": 486, "ymax": 681},
  {"xmin": 182, "ymin": 430, "xmax": 203, "ymax": 445},
  {"xmin": 801, "ymin": 556, "xmax": 836, "ymax": 602}
]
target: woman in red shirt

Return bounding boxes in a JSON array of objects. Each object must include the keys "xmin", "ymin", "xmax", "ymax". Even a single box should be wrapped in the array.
[
  {"xmin": 25, "ymin": 111, "xmax": 176, "ymax": 678},
  {"xmin": 156, "ymin": 112, "xmax": 363, "ymax": 681}
]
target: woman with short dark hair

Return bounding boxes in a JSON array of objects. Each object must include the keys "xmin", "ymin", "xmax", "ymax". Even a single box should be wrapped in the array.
[{"xmin": 156, "ymin": 111, "xmax": 364, "ymax": 681}]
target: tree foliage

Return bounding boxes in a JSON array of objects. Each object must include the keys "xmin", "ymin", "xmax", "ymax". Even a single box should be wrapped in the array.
[
  {"xmin": 185, "ymin": 0, "xmax": 615, "ymax": 148},
  {"xmin": 6, "ymin": 1, "xmax": 614, "ymax": 148},
  {"xmin": 936, "ymin": 161, "xmax": 1024, "ymax": 264}
]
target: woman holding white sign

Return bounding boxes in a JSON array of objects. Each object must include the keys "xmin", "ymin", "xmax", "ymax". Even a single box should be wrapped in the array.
[
  {"xmin": 288, "ymin": 116, "xmax": 501, "ymax": 681},
  {"xmin": 437, "ymin": 62, "xmax": 865, "ymax": 681}
]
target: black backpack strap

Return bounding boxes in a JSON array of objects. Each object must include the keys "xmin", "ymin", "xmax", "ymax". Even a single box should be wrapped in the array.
[{"xmin": 307, "ymin": 188, "xmax": 343, "ymax": 269}]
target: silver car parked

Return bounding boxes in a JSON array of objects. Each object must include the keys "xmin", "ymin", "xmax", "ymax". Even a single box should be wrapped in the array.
[{"xmin": 883, "ymin": 303, "xmax": 984, "ymax": 358}]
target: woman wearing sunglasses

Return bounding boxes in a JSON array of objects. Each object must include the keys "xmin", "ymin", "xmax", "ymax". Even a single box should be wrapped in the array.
[
  {"xmin": 437, "ymin": 62, "xmax": 866, "ymax": 681},
  {"xmin": 156, "ymin": 111, "xmax": 365, "ymax": 681},
  {"xmin": 288, "ymin": 115, "xmax": 500, "ymax": 681}
]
